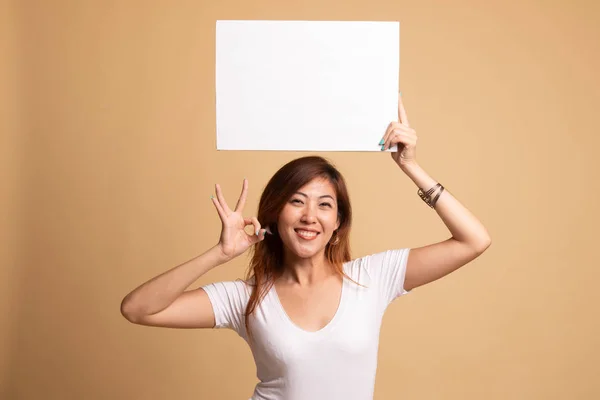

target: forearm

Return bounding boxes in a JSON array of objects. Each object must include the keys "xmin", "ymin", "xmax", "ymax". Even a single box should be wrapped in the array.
[
  {"xmin": 121, "ymin": 245, "xmax": 229, "ymax": 317},
  {"xmin": 400, "ymin": 162, "xmax": 491, "ymax": 251}
]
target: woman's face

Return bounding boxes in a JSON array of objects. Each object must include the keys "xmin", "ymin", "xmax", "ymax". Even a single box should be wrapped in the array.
[{"xmin": 277, "ymin": 177, "xmax": 340, "ymax": 261}]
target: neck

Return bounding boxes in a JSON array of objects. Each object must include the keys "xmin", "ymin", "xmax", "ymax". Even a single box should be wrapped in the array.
[{"xmin": 280, "ymin": 252, "xmax": 334, "ymax": 287}]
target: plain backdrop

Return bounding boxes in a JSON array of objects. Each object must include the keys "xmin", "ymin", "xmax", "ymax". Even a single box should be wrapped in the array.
[{"xmin": 2, "ymin": 0, "xmax": 599, "ymax": 399}]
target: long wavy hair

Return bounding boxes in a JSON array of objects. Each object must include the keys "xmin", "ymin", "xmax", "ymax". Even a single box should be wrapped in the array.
[{"xmin": 243, "ymin": 156, "xmax": 358, "ymax": 341}]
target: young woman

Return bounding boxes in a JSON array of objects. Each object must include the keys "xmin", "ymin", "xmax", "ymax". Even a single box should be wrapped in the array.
[{"xmin": 120, "ymin": 95, "xmax": 491, "ymax": 399}]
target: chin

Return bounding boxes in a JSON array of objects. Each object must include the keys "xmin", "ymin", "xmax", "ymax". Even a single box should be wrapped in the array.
[
  {"xmin": 286, "ymin": 239, "xmax": 327, "ymax": 259},
  {"xmin": 294, "ymin": 248, "xmax": 322, "ymax": 259}
]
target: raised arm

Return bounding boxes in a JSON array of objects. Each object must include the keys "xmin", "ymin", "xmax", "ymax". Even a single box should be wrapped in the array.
[
  {"xmin": 380, "ymin": 93, "xmax": 491, "ymax": 291},
  {"xmin": 120, "ymin": 179, "xmax": 267, "ymax": 328}
]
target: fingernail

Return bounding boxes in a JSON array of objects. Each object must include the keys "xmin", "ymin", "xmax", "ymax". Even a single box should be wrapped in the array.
[
  {"xmin": 256, "ymin": 229, "xmax": 260, "ymax": 236},
  {"xmin": 399, "ymin": 91, "xmax": 402, "ymax": 96},
  {"xmin": 380, "ymin": 145, "xmax": 385, "ymax": 151},
  {"xmin": 379, "ymin": 139, "xmax": 384, "ymax": 145},
  {"xmin": 210, "ymin": 195, "xmax": 214, "ymax": 199}
]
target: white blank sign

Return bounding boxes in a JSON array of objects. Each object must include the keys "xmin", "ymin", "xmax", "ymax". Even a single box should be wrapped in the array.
[{"xmin": 215, "ymin": 20, "xmax": 399, "ymax": 151}]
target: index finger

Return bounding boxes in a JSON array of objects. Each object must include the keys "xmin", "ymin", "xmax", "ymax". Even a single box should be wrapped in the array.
[
  {"xmin": 234, "ymin": 178, "xmax": 248, "ymax": 212},
  {"xmin": 398, "ymin": 93, "xmax": 409, "ymax": 127}
]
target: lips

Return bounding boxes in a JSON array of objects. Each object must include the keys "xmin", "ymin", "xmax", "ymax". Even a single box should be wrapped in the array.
[{"xmin": 294, "ymin": 228, "xmax": 320, "ymax": 240}]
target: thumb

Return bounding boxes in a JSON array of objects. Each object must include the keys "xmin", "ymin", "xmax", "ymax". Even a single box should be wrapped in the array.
[{"xmin": 248, "ymin": 217, "xmax": 266, "ymax": 244}]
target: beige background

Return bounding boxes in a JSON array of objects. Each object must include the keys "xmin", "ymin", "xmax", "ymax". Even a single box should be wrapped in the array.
[{"xmin": 2, "ymin": 0, "xmax": 599, "ymax": 399}]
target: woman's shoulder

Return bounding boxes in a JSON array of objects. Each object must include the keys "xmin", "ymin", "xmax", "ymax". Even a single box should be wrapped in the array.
[
  {"xmin": 346, "ymin": 248, "xmax": 410, "ymax": 265},
  {"xmin": 203, "ymin": 277, "xmax": 253, "ymax": 301},
  {"xmin": 342, "ymin": 254, "xmax": 372, "ymax": 285},
  {"xmin": 344, "ymin": 248, "xmax": 410, "ymax": 276},
  {"xmin": 234, "ymin": 277, "xmax": 254, "ymax": 295}
]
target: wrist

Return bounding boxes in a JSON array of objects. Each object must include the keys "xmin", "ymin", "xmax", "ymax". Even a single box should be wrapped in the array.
[
  {"xmin": 398, "ymin": 160, "xmax": 420, "ymax": 173},
  {"xmin": 210, "ymin": 244, "xmax": 233, "ymax": 265},
  {"xmin": 399, "ymin": 162, "xmax": 437, "ymax": 191}
]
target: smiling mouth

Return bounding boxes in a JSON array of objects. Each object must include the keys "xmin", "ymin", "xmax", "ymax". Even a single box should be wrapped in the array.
[{"xmin": 294, "ymin": 229, "xmax": 320, "ymax": 240}]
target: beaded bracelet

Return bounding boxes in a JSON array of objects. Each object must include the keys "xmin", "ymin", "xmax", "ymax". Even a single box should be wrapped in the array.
[{"xmin": 417, "ymin": 183, "xmax": 445, "ymax": 208}]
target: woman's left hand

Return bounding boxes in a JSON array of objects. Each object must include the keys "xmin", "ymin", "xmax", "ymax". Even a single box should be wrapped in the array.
[{"xmin": 380, "ymin": 93, "xmax": 417, "ymax": 169}]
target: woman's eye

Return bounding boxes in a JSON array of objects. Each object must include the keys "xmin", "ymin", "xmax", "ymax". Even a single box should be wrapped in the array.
[{"xmin": 290, "ymin": 199, "xmax": 332, "ymax": 208}]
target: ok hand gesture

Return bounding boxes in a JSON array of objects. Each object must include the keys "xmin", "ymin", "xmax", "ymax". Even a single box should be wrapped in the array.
[{"xmin": 211, "ymin": 179, "xmax": 267, "ymax": 261}]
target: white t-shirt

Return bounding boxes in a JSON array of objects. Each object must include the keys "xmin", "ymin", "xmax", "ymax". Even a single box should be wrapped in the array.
[{"xmin": 202, "ymin": 248, "xmax": 411, "ymax": 400}]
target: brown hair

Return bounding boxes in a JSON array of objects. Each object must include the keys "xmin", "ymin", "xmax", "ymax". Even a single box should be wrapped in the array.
[{"xmin": 243, "ymin": 156, "xmax": 359, "ymax": 341}]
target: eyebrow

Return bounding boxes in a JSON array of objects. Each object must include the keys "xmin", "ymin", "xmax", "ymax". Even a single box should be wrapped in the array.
[{"xmin": 295, "ymin": 191, "xmax": 336, "ymax": 201}]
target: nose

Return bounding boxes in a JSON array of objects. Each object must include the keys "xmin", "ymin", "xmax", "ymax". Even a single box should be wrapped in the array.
[{"xmin": 300, "ymin": 203, "xmax": 317, "ymax": 223}]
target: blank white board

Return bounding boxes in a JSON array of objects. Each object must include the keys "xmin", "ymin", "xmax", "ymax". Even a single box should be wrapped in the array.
[{"xmin": 215, "ymin": 20, "xmax": 399, "ymax": 151}]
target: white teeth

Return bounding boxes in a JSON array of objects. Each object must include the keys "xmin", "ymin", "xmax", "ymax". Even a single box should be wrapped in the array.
[{"xmin": 296, "ymin": 230, "xmax": 317, "ymax": 238}]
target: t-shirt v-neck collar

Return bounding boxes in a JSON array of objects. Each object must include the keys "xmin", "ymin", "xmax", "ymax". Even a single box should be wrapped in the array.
[{"xmin": 269, "ymin": 274, "xmax": 348, "ymax": 338}]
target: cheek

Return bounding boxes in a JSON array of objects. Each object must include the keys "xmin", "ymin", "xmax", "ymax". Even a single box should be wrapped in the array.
[
  {"xmin": 278, "ymin": 207, "xmax": 298, "ymax": 226},
  {"xmin": 323, "ymin": 213, "xmax": 339, "ymax": 229}
]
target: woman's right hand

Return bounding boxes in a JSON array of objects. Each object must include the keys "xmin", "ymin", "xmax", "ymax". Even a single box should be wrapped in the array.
[{"xmin": 211, "ymin": 179, "xmax": 267, "ymax": 261}]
